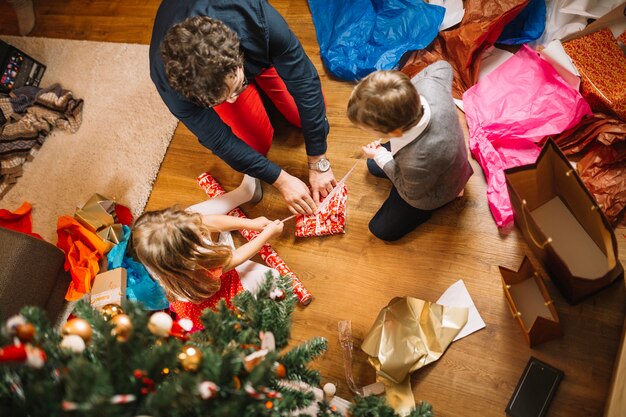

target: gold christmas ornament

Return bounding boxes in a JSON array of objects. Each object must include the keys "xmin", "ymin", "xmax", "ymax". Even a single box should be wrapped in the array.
[
  {"xmin": 101, "ymin": 304, "xmax": 124, "ymax": 321},
  {"xmin": 62, "ymin": 318, "xmax": 93, "ymax": 343},
  {"xmin": 178, "ymin": 345, "xmax": 203, "ymax": 372},
  {"xmin": 274, "ymin": 362, "xmax": 286, "ymax": 379},
  {"xmin": 15, "ymin": 323, "xmax": 36, "ymax": 343},
  {"xmin": 110, "ymin": 314, "xmax": 133, "ymax": 342}
]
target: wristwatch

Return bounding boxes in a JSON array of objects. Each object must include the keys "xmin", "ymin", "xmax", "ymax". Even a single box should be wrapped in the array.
[{"xmin": 308, "ymin": 157, "xmax": 331, "ymax": 172}]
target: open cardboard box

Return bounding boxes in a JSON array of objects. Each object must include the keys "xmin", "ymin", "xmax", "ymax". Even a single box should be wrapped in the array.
[
  {"xmin": 90, "ymin": 267, "xmax": 127, "ymax": 310},
  {"xmin": 504, "ymin": 139, "xmax": 623, "ymax": 304},
  {"xmin": 500, "ymin": 257, "xmax": 562, "ymax": 347}
]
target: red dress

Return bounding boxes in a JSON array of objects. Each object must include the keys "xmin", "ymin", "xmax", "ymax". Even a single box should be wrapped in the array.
[{"xmin": 169, "ymin": 268, "xmax": 243, "ymax": 332}]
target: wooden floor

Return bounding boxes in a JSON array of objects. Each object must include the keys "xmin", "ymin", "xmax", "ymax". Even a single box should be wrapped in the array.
[{"xmin": 2, "ymin": 1, "xmax": 625, "ymax": 416}]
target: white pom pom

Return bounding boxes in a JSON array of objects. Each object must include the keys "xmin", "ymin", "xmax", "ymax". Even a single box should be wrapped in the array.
[
  {"xmin": 148, "ymin": 312, "xmax": 173, "ymax": 337},
  {"xmin": 60, "ymin": 335, "xmax": 86, "ymax": 353},
  {"xmin": 198, "ymin": 381, "xmax": 219, "ymax": 400},
  {"xmin": 178, "ymin": 319, "xmax": 193, "ymax": 332}
]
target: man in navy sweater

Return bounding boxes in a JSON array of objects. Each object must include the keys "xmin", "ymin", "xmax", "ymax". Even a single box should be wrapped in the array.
[{"xmin": 150, "ymin": 0, "xmax": 336, "ymax": 215}]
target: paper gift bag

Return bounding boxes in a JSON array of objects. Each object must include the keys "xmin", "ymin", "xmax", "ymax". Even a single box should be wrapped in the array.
[
  {"xmin": 500, "ymin": 257, "xmax": 562, "ymax": 347},
  {"xmin": 504, "ymin": 139, "xmax": 623, "ymax": 304},
  {"xmin": 295, "ymin": 183, "xmax": 347, "ymax": 237}
]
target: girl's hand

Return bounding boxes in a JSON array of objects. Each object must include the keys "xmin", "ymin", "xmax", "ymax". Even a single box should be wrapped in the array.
[
  {"xmin": 249, "ymin": 216, "xmax": 272, "ymax": 231},
  {"xmin": 262, "ymin": 219, "xmax": 284, "ymax": 239},
  {"xmin": 362, "ymin": 139, "xmax": 382, "ymax": 159}
]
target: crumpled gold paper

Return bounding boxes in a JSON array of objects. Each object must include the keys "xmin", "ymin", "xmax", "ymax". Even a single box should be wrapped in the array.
[
  {"xmin": 74, "ymin": 193, "xmax": 124, "ymax": 250},
  {"xmin": 361, "ymin": 297, "xmax": 468, "ymax": 415}
]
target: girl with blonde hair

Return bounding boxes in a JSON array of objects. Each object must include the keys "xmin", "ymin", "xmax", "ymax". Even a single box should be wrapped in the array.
[{"xmin": 132, "ymin": 177, "xmax": 283, "ymax": 328}]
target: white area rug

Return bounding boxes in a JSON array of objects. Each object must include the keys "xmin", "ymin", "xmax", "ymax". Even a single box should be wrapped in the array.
[{"xmin": 0, "ymin": 36, "xmax": 178, "ymax": 242}]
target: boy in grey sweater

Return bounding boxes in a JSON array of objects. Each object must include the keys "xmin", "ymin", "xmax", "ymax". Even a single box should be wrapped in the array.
[{"xmin": 347, "ymin": 61, "xmax": 472, "ymax": 241}]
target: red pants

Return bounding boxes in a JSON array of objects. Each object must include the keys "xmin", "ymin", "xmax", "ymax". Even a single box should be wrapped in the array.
[{"xmin": 213, "ymin": 67, "xmax": 302, "ymax": 156}]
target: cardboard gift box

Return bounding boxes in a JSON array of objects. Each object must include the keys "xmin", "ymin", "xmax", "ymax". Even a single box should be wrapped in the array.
[
  {"xmin": 562, "ymin": 27, "xmax": 626, "ymax": 121},
  {"xmin": 500, "ymin": 257, "xmax": 562, "ymax": 347},
  {"xmin": 90, "ymin": 268, "xmax": 127, "ymax": 309},
  {"xmin": 504, "ymin": 139, "xmax": 624, "ymax": 304}
]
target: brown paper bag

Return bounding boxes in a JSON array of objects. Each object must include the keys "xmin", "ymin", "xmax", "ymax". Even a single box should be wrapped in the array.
[
  {"xmin": 500, "ymin": 257, "xmax": 562, "ymax": 347},
  {"xmin": 504, "ymin": 139, "xmax": 623, "ymax": 304}
]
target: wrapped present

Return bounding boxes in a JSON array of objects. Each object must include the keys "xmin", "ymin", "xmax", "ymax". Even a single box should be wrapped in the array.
[
  {"xmin": 563, "ymin": 28, "xmax": 626, "ymax": 121},
  {"xmin": 295, "ymin": 183, "xmax": 347, "ymax": 237},
  {"xmin": 74, "ymin": 193, "xmax": 125, "ymax": 250}
]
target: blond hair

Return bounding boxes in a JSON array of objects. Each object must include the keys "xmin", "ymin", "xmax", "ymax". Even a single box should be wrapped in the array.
[
  {"xmin": 347, "ymin": 70, "xmax": 423, "ymax": 134},
  {"xmin": 132, "ymin": 207, "xmax": 233, "ymax": 303}
]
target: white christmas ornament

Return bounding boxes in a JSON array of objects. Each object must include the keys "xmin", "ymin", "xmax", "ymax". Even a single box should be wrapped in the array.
[
  {"xmin": 323, "ymin": 382, "xmax": 336, "ymax": 398},
  {"xmin": 60, "ymin": 335, "xmax": 86, "ymax": 353},
  {"xmin": 148, "ymin": 312, "xmax": 173, "ymax": 337}
]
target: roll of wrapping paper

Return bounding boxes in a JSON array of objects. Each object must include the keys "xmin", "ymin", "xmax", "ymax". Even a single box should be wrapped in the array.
[{"xmin": 197, "ymin": 173, "xmax": 312, "ymax": 305}]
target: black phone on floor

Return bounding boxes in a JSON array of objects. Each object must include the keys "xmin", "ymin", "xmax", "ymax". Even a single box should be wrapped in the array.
[{"xmin": 506, "ymin": 357, "xmax": 564, "ymax": 417}]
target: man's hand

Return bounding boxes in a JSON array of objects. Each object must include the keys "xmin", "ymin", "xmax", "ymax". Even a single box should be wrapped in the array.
[
  {"xmin": 273, "ymin": 170, "xmax": 316, "ymax": 215},
  {"xmin": 309, "ymin": 169, "xmax": 337, "ymax": 205},
  {"xmin": 307, "ymin": 154, "xmax": 337, "ymax": 205}
]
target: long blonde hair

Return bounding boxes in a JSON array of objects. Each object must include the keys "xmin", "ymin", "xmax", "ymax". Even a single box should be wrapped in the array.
[{"xmin": 132, "ymin": 207, "xmax": 233, "ymax": 303}]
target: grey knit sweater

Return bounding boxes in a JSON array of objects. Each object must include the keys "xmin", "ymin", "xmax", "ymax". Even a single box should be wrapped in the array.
[{"xmin": 381, "ymin": 61, "xmax": 473, "ymax": 210}]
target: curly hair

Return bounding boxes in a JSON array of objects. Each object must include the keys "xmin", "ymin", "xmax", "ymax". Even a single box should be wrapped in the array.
[
  {"xmin": 347, "ymin": 70, "xmax": 423, "ymax": 134},
  {"xmin": 160, "ymin": 16, "xmax": 244, "ymax": 106},
  {"xmin": 132, "ymin": 207, "xmax": 233, "ymax": 303}
]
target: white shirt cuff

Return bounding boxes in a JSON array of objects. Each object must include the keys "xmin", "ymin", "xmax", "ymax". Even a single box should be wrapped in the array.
[{"xmin": 374, "ymin": 149, "xmax": 393, "ymax": 169}]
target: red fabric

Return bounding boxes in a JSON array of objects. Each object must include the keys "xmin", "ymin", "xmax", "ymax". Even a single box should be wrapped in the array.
[
  {"xmin": 213, "ymin": 67, "xmax": 302, "ymax": 155},
  {"xmin": 114, "ymin": 203, "xmax": 133, "ymax": 226},
  {"xmin": 0, "ymin": 202, "xmax": 42, "ymax": 239},
  {"xmin": 255, "ymin": 67, "xmax": 302, "ymax": 128},
  {"xmin": 295, "ymin": 183, "xmax": 347, "ymax": 237},
  {"xmin": 169, "ymin": 269, "xmax": 244, "ymax": 332}
]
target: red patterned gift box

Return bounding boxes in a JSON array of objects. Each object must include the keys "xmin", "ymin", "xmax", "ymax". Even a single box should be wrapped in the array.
[
  {"xmin": 563, "ymin": 28, "xmax": 626, "ymax": 122},
  {"xmin": 295, "ymin": 183, "xmax": 347, "ymax": 237}
]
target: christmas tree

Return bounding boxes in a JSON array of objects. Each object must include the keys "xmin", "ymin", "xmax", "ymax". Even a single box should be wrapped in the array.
[{"xmin": 0, "ymin": 274, "xmax": 433, "ymax": 417}]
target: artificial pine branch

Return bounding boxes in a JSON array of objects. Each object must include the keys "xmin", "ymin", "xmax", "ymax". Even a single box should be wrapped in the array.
[{"xmin": 349, "ymin": 395, "xmax": 434, "ymax": 417}]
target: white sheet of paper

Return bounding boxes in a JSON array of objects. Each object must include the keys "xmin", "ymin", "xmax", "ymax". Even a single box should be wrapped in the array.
[
  {"xmin": 437, "ymin": 279, "xmax": 486, "ymax": 341},
  {"xmin": 560, "ymin": 0, "xmax": 624, "ymax": 20},
  {"xmin": 539, "ymin": 40, "xmax": 581, "ymax": 89},
  {"xmin": 478, "ymin": 47, "xmax": 515, "ymax": 81},
  {"xmin": 429, "ymin": 0, "xmax": 465, "ymax": 31},
  {"xmin": 453, "ymin": 98, "xmax": 464, "ymax": 112}
]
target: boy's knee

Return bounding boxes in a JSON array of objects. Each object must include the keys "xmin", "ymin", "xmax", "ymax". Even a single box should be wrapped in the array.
[{"xmin": 367, "ymin": 158, "xmax": 387, "ymax": 178}]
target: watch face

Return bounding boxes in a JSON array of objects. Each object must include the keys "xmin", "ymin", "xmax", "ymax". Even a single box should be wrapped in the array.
[{"xmin": 318, "ymin": 158, "xmax": 331, "ymax": 172}]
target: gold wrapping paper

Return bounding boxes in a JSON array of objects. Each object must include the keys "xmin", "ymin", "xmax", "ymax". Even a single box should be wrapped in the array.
[
  {"xmin": 361, "ymin": 297, "xmax": 468, "ymax": 415},
  {"xmin": 74, "ymin": 193, "xmax": 124, "ymax": 249}
]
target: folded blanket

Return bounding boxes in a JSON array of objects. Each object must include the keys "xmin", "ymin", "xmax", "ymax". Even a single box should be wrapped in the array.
[{"xmin": 0, "ymin": 84, "xmax": 83, "ymax": 198}]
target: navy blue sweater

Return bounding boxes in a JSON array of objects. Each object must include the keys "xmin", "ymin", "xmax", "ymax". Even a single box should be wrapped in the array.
[{"xmin": 149, "ymin": 0, "xmax": 329, "ymax": 184}]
